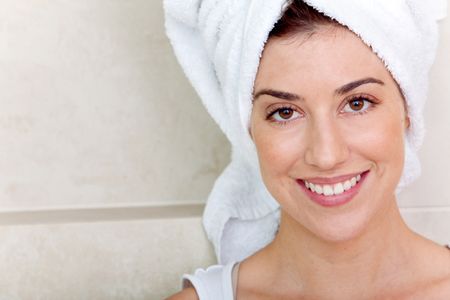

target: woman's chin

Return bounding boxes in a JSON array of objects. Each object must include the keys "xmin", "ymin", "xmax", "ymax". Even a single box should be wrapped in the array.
[
  {"xmin": 313, "ymin": 221, "xmax": 369, "ymax": 244},
  {"xmin": 293, "ymin": 209, "xmax": 373, "ymax": 244}
]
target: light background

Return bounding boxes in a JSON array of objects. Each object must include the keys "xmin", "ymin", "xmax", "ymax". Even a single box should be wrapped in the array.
[{"xmin": 0, "ymin": 1, "xmax": 448, "ymax": 299}]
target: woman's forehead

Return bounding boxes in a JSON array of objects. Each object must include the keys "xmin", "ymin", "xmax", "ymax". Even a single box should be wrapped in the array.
[{"xmin": 256, "ymin": 27, "xmax": 391, "ymax": 90}]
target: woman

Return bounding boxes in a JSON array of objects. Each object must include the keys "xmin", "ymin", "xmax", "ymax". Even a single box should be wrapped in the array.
[{"xmin": 165, "ymin": 0, "xmax": 450, "ymax": 299}]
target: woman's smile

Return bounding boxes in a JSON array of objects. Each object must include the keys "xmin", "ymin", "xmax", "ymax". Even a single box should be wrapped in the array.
[{"xmin": 297, "ymin": 170, "xmax": 370, "ymax": 207}]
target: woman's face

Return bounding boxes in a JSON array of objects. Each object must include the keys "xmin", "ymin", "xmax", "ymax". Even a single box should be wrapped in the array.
[{"xmin": 251, "ymin": 26, "xmax": 409, "ymax": 242}]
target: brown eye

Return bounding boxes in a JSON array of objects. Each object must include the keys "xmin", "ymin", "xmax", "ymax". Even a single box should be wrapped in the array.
[
  {"xmin": 279, "ymin": 108, "xmax": 294, "ymax": 119},
  {"xmin": 342, "ymin": 97, "xmax": 373, "ymax": 114},
  {"xmin": 269, "ymin": 107, "xmax": 301, "ymax": 123},
  {"xmin": 349, "ymin": 99, "xmax": 364, "ymax": 111}
]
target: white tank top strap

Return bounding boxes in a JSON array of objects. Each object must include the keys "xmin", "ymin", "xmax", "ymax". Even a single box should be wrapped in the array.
[{"xmin": 182, "ymin": 261, "xmax": 239, "ymax": 300}]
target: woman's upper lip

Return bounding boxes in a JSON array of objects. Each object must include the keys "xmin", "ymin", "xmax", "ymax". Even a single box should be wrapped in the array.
[{"xmin": 300, "ymin": 170, "xmax": 369, "ymax": 185}]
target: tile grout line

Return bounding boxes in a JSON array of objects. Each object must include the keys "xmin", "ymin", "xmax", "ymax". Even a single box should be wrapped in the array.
[
  {"xmin": 399, "ymin": 206, "xmax": 450, "ymax": 212},
  {"xmin": 0, "ymin": 204, "xmax": 449, "ymax": 226},
  {"xmin": 0, "ymin": 203, "xmax": 206, "ymax": 226}
]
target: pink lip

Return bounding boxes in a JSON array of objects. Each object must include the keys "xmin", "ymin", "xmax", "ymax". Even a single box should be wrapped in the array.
[
  {"xmin": 303, "ymin": 172, "xmax": 364, "ymax": 185},
  {"xmin": 297, "ymin": 171, "xmax": 369, "ymax": 207}
]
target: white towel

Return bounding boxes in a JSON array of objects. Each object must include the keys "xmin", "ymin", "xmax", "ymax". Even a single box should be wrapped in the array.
[{"xmin": 164, "ymin": 0, "xmax": 447, "ymax": 264}]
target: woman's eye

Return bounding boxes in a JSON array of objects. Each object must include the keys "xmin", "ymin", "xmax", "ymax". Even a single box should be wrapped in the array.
[
  {"xmin": 270, "ymin": 108, "xmax": 301, "ymax": 122},
  {"xmin": 342, "ymin": 97, "xmax": 373, "ymax": 113}
]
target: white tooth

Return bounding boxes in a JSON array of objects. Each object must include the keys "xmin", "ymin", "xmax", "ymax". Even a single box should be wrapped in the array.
[
  {"xmin": 356, "ymin": 174, "xmax": 361, "ymax": 181},
  {"xmin": 350, "ymin": 177, "xmax": 357, "ymax": 186},
  {"xmin": 343, "ymin": 180, "xmax": 352, "ymax": 191},
  {"xmin": 314, "ymin": 184, "xmax": 323, "ymax": 195},
  {"xmin": 309, "ymin": 183, "xmax": 315, "ymax": 191},
  {"xmin": 305, "ymin": 181, "xmax": 310, "ymax": 189},
  {"xmin": 333, "ymin": 183, "xmax": 344, "ymax": 195},
  {"xmin": 323, "ymin": 185, "xmax": 334, "ymax": 196}
]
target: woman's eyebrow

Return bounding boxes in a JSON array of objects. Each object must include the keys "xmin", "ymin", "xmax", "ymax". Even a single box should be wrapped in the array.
[
  {"xmin": 253, "ymin": 77, "xmax": 384, "ymax": 102},
  {"xmin": 253, "ymin": 89, "xmax": 302, "ymax": 102},
  {"xmin": 335, "ymin": 77, "xmax": 384, "ymax": 95}
]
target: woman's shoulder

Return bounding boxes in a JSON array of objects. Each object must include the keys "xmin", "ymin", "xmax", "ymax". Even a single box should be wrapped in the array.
[
  {"xmin": 406, "ymin": 275, "xmax": 450, "ymax": 299},
  {"xmin": 165, "ymin": 287, "xmax": 199, "ymax": 300},
  {"xmin": 166, "ymin": 262, "xmax": 238, "ymax": 300},
  {"xmin": 403, "ymin": 243, "xmax": 450, "ymax": 298}
]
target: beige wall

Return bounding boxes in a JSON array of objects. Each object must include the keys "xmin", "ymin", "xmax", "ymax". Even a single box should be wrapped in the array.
[
  {"xmin": 0, "ymin": 0, "xmax": 229, "ymax": 210},
  {"xmin": 398, "ymin": 14, "xmax": 450, "ymax": 207},
  {"xmin": 0, "ymin": 1, "xmax": 448, "ymax": 299}
]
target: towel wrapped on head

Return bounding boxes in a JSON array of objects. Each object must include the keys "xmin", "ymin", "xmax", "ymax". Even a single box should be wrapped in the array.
[{"xmin": 164, "ymin": 0, "xmax": 448, "ymax": 264}]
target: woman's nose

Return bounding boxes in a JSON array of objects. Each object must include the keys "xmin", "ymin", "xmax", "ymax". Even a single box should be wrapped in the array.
[{"xmin": 304, "ymin": 118, "xmax": 349, "ymax": 170}]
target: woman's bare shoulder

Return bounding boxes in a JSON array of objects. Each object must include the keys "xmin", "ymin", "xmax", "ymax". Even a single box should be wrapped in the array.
[
  {"xmin": 413, "ymin": 243, "xmax": 450, "ymax": 298},
  {"xmin": 165, "ymin": 287, "xmax": 199, "ymax": 300},
  {"xmin": 408, "ymin": 275, "xmax": 450, "ymax": 299}
]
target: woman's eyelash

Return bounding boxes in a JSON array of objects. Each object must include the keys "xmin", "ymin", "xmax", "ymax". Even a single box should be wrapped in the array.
[
  {"xmin": 266, "ymin": 105, "xmax": 299, "ymax": 120},
  {"xmin": 266, "ymin": 106, "xmax": 285, "ymax": 118},
  {"xmin": 342, "ymin": 95, "xmax": 379, "ymax": 115},
  {"xmin": 264, "ymin": 95, "xmax": 379, "ymax": 125}
]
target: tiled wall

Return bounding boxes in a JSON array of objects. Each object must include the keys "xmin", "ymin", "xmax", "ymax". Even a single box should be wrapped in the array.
[
  {"xmin": 0, "ymin": 1, "xmax": 448, "ymax": 299},
  {"xmin": 0, "ymin": 211, "xmax": 215, "ymax": 299},
  {"xmin": 0, "ymin": 0, "xmax": 230, "ymax": 210}
]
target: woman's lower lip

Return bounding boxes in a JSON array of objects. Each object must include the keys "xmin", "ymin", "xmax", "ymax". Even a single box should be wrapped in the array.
[{"xmin": 298, "ymin": 171, "xmax": 369, "ymax": 207}]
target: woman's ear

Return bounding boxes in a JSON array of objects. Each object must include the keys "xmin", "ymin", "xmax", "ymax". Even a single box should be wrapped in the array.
[
  {"xmin": 248, "ymin": 114, "xmax": 254, "ymax": 140},
  {"xmin": 404, "ymin": 115, "xmax": 411, "ymax": 130}
]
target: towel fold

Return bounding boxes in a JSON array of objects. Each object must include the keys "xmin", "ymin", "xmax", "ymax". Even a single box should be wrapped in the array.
[{"xmin": 164, "ymin": 0, "xmax": 447, "ymax": 264}]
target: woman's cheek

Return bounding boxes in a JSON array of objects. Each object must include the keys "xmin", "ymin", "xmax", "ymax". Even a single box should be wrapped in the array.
[
  {"xmin": 346, "ymin": 113, "xmax": 405, "ymax": 170},
  {"xmin": 254, "ymin": 125, "xmax": 304, "ymax": 176},
  {"xmin": 253, "ymin": 128, "xmax": 300, "ymax": 205}
]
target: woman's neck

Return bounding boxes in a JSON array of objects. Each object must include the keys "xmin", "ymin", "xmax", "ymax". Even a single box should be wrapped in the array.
[{"xmin": 266, "ymin": 199, "xmax": 417, "ymax": 298}]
